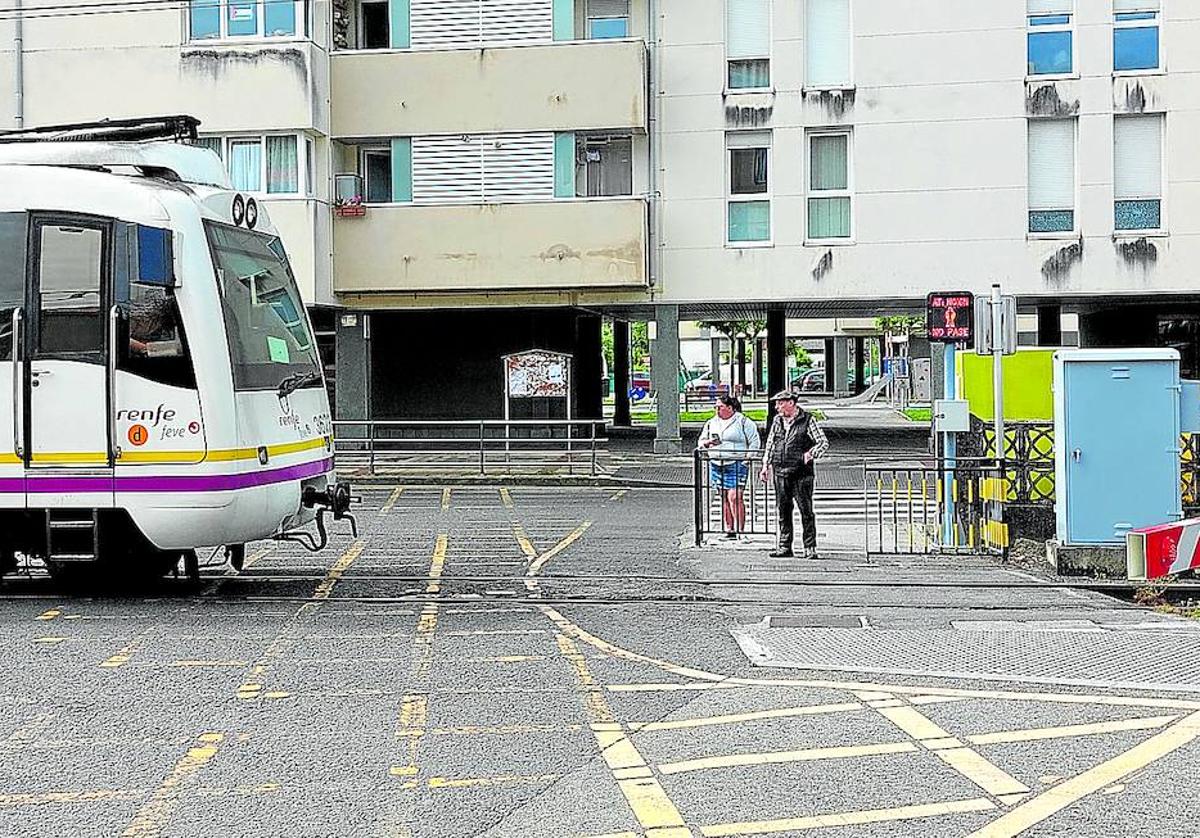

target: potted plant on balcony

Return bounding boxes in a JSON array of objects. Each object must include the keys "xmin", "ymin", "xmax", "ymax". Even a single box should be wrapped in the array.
[{"xmin": 334, "ymin": 195, "xmax": 366, "ymax": 218}]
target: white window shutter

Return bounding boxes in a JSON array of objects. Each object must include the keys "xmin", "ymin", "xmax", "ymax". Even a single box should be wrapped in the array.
[
  {"xmin": 412, "ymin": 135, "xmax": 484, "ymax": 203},
  {"xmin": 587, "ymin": 0, "xmax": 629, "ymax": 17},
  {"xmin": 1028, "ymin": 119, "xmax": 1075, "ymax": 210},
  {"xmin": 1027, "ymin": 0, "xmax": 1072, "ymax": 13},
  {"xmin": 410, "ymin": 0, "xmax": 481, "ymax": 49},
  {"xmin": 806, "ymin": 0, "xmax": 850, "ymax": 88},
  {"xmin": 482, "ymin": 132, "xmax": 556, "ymax": 201},
  {"xmin": 481, "ymin": 0, "xmax": 554, "ymax": 46},
  {"xmin": 1114, "ymin": 116, "xmax": 1162, "ymax": 200},
  {"xmin": 1114, "ymin": 0, "xmax": 1158, "ymax": 11},
  {"xmin": 727, "ymin": 0, "xmax": 769, "ymax": 59}
]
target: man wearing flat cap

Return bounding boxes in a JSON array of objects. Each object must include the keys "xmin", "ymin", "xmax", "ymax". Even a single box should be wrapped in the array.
[{"xmin": 759, "ymin": 390, "xmax": 829, "ymax": 558}]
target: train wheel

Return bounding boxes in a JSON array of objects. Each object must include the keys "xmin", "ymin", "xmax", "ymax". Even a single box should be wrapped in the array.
[
  {"xmin": 183, "ymin": 551, "xmax": 200, "ymax": 585},
  {"xmin": 0, "ymin": 549, "xmax": 15, "ymax": 578}
]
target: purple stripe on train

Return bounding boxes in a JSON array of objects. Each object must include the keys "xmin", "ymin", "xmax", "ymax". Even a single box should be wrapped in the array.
[{"xmin": 0, "ymin": 458, "xmax": 334, "ymax": 494}]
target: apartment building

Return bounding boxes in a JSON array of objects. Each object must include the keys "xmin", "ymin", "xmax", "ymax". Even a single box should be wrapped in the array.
[{"xmin": 0, "ymin": 0, "xmax": 1195, "ymax": 448}]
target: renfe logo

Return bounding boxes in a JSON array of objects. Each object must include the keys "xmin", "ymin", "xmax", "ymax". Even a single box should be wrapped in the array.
[{"xmin": 117, "ymin": 405, "xmax": 177, "ymax": 427}]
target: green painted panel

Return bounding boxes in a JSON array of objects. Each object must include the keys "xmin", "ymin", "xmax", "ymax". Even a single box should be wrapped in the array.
[
  {"xmin": 554, "ymin": 132, "xmax": 575, "ymax": 198},
  {"xmin": 390, "ymin": 138, "xmax": 412, "ymax": 203},
  {"xmin": 553, "ymin": 0, "xmax": 575, "ymax": 40},
  {"xmin": 389, "ymin": 0, "xmax": 410, "ymax": 48},
  {"xmin": 959, "ymin": 348, "xmax": 1055, "ymax": 422}
]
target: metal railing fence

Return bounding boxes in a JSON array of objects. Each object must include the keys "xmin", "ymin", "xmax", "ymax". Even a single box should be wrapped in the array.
[{"xmin": 333, "ymin": 419, "xmax": 606, "ymax": 476}]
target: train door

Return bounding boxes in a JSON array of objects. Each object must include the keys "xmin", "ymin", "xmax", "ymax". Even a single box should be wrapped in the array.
[
  {"xmin": 23, "ymin": 214, "xmax": 115, "ymax": 507},
  {"xmin": 0, "ymin": 214, "xmax": 26, "ymax": 510}
]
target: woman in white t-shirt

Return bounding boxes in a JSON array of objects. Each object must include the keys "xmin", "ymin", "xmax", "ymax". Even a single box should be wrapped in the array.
[{"xmin": 700, "ymin": 395, "xmax": 762, "ymax": 539}]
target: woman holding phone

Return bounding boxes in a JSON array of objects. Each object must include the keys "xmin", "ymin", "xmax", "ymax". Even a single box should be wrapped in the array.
[{"xmin": 700, "ymin": 395, "xmax": 761, "ymax": 539}]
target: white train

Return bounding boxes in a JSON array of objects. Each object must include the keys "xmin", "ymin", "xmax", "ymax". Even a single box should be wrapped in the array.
[{"xmin": 0, "ymin": 117, "xmax": 354, "ymax": 581}]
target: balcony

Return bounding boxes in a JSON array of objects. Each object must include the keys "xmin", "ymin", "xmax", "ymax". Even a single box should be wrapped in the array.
[
  {"xmin": 333, "ymin": 198, "xmax": 648, "ymax": 294},
  {"xmin": 330, "ymin": 39, "xmax": 647, "ymax": 138}
]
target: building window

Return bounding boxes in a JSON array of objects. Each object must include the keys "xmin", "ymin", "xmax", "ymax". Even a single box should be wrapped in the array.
[
  {"xmin": 1028, "ymin": 118, "xmax": 1076, "ymax": 234},
  {"xmin": 1114, "ymin": 114, "xmax": 1163, "ymax": 231},
  {"xmin": 727, "ymin": 0, "xmax": 770, "ymax": 90},
  {"xmin": 587, "ymin": 0, "xmax": 629, "ymax": 39},
  {"xmin": 363, "ymin": 148, "xmax": 393, "ymax": 203},
  {"xmin": 727, "ymin": 131, "xmax": 771, "ymax": 244},
  {"xmin": 1114, "ymin": 0, "xmax": 1160, "ymax": 72},
  {"xmin": 576, "ymin": 134, "xmax": 633, "ymax": 197},
  {"xmin": 1027, "ymin": 1, "xmax": 1073, "ymax": 77},
  {"xmin": 807, "ymin": 130, "xmax": 852, "ymax": 240},
  {"xmin": 358, "ymin": 0, "xmax": 390, "ymax": 48},
  {"xmin": 806, "ymin": 0, "xmax": 850, "ymax": 89},
  {"xmin": 195, "ymin": 134, "xmax": 310, "ymax": 195},
  {"xmin": 189, "ymin": 0, "xmax": 307, "ymax": 40}
]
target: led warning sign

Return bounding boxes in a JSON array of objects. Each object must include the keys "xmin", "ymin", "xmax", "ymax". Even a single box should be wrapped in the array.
[{"xmin": 927, "ymin": 291, "xmax": 975, "ymax": 343}]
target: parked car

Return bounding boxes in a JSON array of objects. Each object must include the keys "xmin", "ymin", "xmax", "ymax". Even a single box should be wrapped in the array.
[{"xmin": 792, "ymin": 368, "xmax": 827, "ymax": 392}]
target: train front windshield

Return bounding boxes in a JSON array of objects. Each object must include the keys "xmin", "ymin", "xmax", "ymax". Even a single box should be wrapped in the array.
[{"xmin": 206, "ymin": 222, "xmax": 321, "ymax": 392}]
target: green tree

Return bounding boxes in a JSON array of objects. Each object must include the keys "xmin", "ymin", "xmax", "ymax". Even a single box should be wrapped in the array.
[{"xmin": 788, "ymin": 340, "xmax": 812, "ymax": 370}]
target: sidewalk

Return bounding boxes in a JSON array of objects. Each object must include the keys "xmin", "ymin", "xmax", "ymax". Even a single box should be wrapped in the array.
[{"xmin": 686, "ymin": 532, "xmax": 1200, "ymax": 692}]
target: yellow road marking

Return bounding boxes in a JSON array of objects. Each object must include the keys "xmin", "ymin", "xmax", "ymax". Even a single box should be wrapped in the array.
[
  {"xmin": 388, "ymin": 534, "xmax": 449, "ymax": 788},
  {"xmin": 382, "ymin": 486, "xmax": 404, "ymax": 513},
  {"xmin": 499, "ymin": 488, "xmax": 514, "ymax": 509},
  {"xmin": 967, "ymin": 715, "xmax": 1180, "ymax": 746},
  {"xmin": 513, "ymin": 523, "xmax": 537, "ymax": 560},
  {"xmin": 609, "ymin": 489, "xmax": 629, "ymax": 502},
  {"xmin": 658, "ymin": 742, "xmax": 917, "ymax": 776},
  {"xmin": 0, "ymin": 789, "xmax": 145, "ymax": 807},
  {"xmin": 312, "ymin": 539, "xmax": 367, "ymax": 600},
  {"xmin": 875, "ymin": 705, "xmax": 952, "ymax": 741},
  {"xmin": 100, "ymin": 626, "xmax": 156, "ymax": 669},
  {"xmin": 423, "ymin": 723, "xmax": 585, "ymax": 737},
  {"xmin": 629, "ymin": 702, "xmax": 864, "ymax": 732},
  {"xmin": 554, "ymin": 633, "xmax": 692, "ymax": 836},
  {"xmin": 441, "ymin": 488, "xmax": 451, "ymax": 511},
  {"xmin": 426, "ymin": 773, "xmax": 559, "ymax": 790},
  {"xmin": 701, "ymin": 797, "xmax": 997, "ymax": 837},
  {"xmin": 527, "ymin": 522, "xmax": 592, "ymax": 576},
  {"xmin": 872, "ymin": 697, "xmax": 1029, "ymax": 798},
  {"xmin": 967, "ymin": 709, "xmax": 1200, "ymax": 837},
  {"xmin": 35, "ymin": 608, "xmax": 62, "ymax": 622},
  {"xmin": 935, "ymin": 748, "xmax": 1031, "ymax": 797},
  {"xmin": 119, "ymin": 733, "xmax": 225, "ymax": 838}
]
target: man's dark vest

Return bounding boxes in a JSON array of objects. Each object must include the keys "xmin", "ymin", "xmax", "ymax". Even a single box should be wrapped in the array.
[{"xmin": 768, "ymin": 411, "xmax": 816, "ymax": 478}]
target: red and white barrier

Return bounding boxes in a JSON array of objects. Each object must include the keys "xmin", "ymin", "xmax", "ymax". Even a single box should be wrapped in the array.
[{"xmin": 1127, "ymin": 518, "xmax": 1200, "ymax": 581}]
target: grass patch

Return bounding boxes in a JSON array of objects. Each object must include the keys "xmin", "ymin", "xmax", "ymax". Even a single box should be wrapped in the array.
[{"xmin": 902, "ymin": 408, "xmax": 932, "ymax": 422}]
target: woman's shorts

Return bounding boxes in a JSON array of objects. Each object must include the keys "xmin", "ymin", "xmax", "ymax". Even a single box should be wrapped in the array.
[{"xmin": 709, "ymin": 461, "xmax": 750, "ymax": 490}]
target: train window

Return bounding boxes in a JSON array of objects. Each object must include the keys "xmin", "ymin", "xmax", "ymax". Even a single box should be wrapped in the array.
[
  {"xmin": 37, "ymin": 224, "xmax": 104, "ymax": 356},
  {"xmin": 205, "ymin": 222, "xmax": 321, "ymax": 391},
  {"xmin": 120, "ymin": 285, "xmax": 197, "ymax": 390},
  {"xmin": 0, "ymin": 213, "xmax": 25, "ymax": 361}
]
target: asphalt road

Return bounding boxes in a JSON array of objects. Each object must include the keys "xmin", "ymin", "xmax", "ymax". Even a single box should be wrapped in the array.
[{"xmin": 1, "ymin": 485, "xmax": 1197, "ymax": 838}]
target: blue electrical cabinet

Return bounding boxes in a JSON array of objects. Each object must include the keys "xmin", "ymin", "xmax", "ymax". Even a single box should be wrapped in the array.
[{"xmin": 1054, "ymin": 349, "xmax": 1183, "ymax": 545}]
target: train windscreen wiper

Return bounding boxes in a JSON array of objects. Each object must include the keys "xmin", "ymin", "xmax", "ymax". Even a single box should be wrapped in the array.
[{"xmin": 277, "ymin": 370, "xmax": 322, "ymax": 398}]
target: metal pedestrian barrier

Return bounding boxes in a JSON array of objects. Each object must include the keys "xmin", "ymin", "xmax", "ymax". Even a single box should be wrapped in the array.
[
  {"xmin": 693, "ymin": 448, "xmax": 773, "ymax": 546},
  {"xmin": 333, "ymin": 420, "xmax": 607, "ymax": 476},
  {"xmin": 864, "ymin": 458, "xmax": 1008, "ymax": 557}
]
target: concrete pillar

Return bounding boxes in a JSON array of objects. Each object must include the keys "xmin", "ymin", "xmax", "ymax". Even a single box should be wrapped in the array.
[
  {"xmin": 752, "ymin": 338, "xmax": 765, "ymax": 396},
  {"xmin": 710, "ymin": 334, "xmax": 722, "ymax": 386},
  {"xmin": 824, "ymin": 338, "xmax": 835, "ymax": 392},
  {"xmin": 854, "ymin": 337, "xmax": 866, "ymax": 393},
  {"xmin": 931, "ymin": 342, "xmax": 946, "ymax": 401},
  {"xmin": 1037, "ymin": 305, "xmax": 1062, "ymax": 346},
  {"xmin": 833, "ymin": 338, "xmax": 851, "ymax": 397},
  {"xmin": 767, "ymin": 310, "xmax": 786, "ymax": 423},
  {"xmin": 652, "ymin": 305, "xmax": 681, "ymax": 454},
  {"xmin": 576, "ymin": 313, "xmax": 603, "ymax": 419},
  {"xmin": 335, "ymin": 310, "xmax": 372, "ymax": 433},
  {"xmin": 613, "ymin": 319, "xmax": 631, "ymax": 426},
  {"xmin": 736, "ymin": 337, "xmax": 747, "ymax": 395}
]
